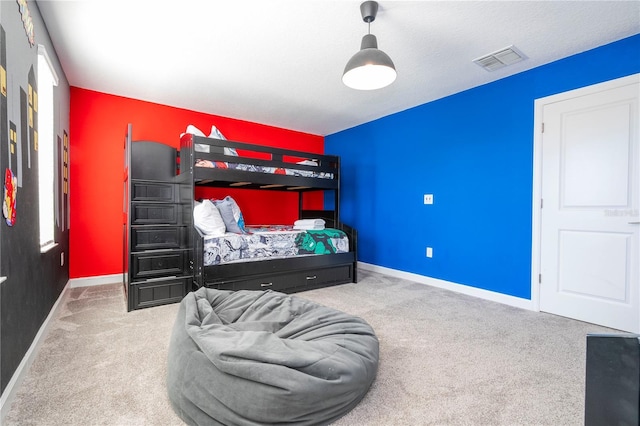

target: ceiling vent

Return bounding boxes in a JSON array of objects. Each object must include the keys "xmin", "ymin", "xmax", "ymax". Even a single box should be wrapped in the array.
[{"xmin": 473, "ymin": 45, "xmax": 526, "ymax": 71}]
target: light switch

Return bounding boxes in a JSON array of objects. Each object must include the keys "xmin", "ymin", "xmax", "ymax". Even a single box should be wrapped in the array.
[{"xmin": 426, "ymin": 247, "xmax": 433, "ymax": 258}]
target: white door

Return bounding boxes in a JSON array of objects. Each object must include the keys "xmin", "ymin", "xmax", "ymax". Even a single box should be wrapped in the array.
[{"xmin": 536, "ymin": 74, "xmax": 639, "ymax": 332}]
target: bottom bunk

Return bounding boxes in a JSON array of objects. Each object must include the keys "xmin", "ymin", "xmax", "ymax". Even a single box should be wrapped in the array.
[{"xmin": 192, "ymin": 211, "xmax": 358, "ymax": 293}]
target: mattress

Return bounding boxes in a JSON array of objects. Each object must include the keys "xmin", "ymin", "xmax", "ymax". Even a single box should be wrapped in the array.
[
  {"xmin": 195, "ymin": 159, "xmax": 334, "ymax": 179},
  {"xmin": 203, "ymin": 225, "xmax": 349, "ymax": 266}
]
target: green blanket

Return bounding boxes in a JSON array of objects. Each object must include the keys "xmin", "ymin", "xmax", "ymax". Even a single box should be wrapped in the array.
[{"xmin": 167, "ymin": 288, "xmax": 379, "ymax": 425}]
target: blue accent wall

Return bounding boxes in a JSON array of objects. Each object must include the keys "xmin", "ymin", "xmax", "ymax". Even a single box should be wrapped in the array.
[{"xmin": 326, "ymin": 35, "xmax": 640, "ymax": 300}]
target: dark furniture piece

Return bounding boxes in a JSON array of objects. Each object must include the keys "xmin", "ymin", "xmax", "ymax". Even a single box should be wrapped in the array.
[
  {"xmin": 585, "ymin": 333, "xmax": 640, "ymax": 426},
  {"xmin": 178, "ymin": 132, "xmax": 358, "ymax": 293},
  {"xmin": 123, "ymin": 125, "xmax": 191, "ymax": 311}
]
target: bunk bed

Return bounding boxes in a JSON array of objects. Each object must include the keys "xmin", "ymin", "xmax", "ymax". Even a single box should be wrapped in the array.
[{"xmin": 178, "ymin": 133, "xmax": 358, "ymax": 293}]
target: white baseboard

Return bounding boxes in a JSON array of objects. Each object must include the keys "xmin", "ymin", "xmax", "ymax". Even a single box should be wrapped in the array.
[
  {"xmin": 0, "ymin": 280, "xmax": 71, "ymax": 423},
  {"xmin": 358, "ymin": 262, "xmax": 535, "ymax": 311},
  {"xmin": 69, "ymin": 273, "xmax": 123, "ymax": 288}
]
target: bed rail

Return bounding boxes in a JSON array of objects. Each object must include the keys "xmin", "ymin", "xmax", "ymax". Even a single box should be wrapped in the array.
[{"xmin": 180, "ymin": 133, "xmax": 340, "ymax": 191}]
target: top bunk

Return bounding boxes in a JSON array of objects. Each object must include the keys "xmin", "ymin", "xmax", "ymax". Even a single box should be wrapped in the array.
[{"xmin": 179, "ymin": 133, "xmax": 340, "ymax": 192}]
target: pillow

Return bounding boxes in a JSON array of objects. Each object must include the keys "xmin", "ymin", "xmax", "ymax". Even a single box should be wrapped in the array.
[
  {"xmin": 193, "ymin": 200, "xmax": 226, "ymax": 237},
  {"xmin": 180, "ymin": 125, "xmax": 211, "ymax": 153},
  {"xmin": 208, "ymin": 125, "xmax": 225, "ymax": 139},
  {"xmin": 212, "ymin": 196, "xmax": 246, "ymax": 234},
  {"xmin": 208, "ymin": 125, "xmax": 238, "ymax": 157},
  {"xmin": 186, "ymin": 124, "xmax": 206, "ymax": 137}
]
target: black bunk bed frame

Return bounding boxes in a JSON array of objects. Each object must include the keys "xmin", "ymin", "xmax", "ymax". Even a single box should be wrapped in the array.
[{"xmin": 178, "ymin": 133, "xmax": 358, "ymax": 293}]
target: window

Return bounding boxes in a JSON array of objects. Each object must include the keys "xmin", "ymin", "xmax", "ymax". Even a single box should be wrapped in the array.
[{"xmin": 37, "ymin": 45, "xmax": 58, "ymax": 251}]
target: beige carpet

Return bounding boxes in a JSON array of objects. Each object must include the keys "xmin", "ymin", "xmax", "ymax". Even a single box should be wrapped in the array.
[{"xmin": 4, "ymin": 270, "xmax": 615, "ymax": 425}]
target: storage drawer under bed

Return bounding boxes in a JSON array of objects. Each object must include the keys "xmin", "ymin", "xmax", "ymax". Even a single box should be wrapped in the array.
[{"xmin": 209, "ymin": 264, "xmax": 353, "ymax": 292}]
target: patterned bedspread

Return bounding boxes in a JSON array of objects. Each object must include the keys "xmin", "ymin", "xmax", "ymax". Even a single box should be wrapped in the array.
[
  {"xmin": 203, "ymin": 226, "xmax": 349, "ymax": 266},
  {"xmin": 196, "ymin": 160, "xmax": 334, "ymax": 179}
]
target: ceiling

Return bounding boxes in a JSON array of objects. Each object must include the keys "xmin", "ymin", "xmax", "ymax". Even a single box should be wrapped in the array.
[{"xmin": 36, "ymin": 0, "xmax": 639, "ymax": 136}]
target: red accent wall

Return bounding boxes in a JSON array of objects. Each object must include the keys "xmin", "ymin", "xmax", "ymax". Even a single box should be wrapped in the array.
[{"xmin": 69, "ymin": 88, "xmax": 324, "ymax": 279}]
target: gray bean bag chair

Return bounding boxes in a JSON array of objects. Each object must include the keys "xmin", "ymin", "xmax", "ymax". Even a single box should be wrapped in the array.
[{"xmin": 167, "ymin": 287, "xmax": 379, "ymax": 425}]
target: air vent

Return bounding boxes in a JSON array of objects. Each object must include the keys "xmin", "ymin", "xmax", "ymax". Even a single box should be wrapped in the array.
[{"xmin": 473, "ymin": 45, "xmax": 526, "ymax": 71}]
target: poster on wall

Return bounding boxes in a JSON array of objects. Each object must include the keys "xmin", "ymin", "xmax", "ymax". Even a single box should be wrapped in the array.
[
  {"xmin": 28, "ymin": 66, "xmax": 37, "ymax": 157},
  {"xmin": 19, "ymin": 88, "xmax": 27, "ymax": 183},
  {"xmin": 63, "ymin": 131, "xmax": 69, "ymax": 230},
  {"xmin": 13, "ymin": 110, "xmax": 23, "ymax": 187},
  {"xmin": 9, "ymin": 121, "xmax": 18, "ymax": 185},
  {"xmin": 3, "ymin": 168, "xmax": 16, "ymax": 226},
  {"xmin": 63, "ymin": 132, "xmax": 68, "ymax": 194},
  {"xmin": 55, "ymin": 135, "xmax": 60, "ymax": 228}
]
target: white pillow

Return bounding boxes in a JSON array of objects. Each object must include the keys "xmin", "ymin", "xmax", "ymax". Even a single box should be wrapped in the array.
[
  {"xmin": 193, "ymin": 200, "xmax": 226, "ymax": 237},
  {"xmin": 186, "ymin": 124, "xmax": 206, "ymax": 137}
]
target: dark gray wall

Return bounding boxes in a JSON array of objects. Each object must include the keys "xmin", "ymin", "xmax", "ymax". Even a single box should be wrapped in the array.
[{"xmin": 0, "ymin": 1, "xmax": 70, "ymax": 394}]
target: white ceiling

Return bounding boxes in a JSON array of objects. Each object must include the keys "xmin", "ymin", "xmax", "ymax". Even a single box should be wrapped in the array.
[{"xmin": 36, "ymin": 0, "xmax": 639, "ymax": 136}]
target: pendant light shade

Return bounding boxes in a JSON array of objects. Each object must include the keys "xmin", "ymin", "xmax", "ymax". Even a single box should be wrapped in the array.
[{"xmin": 343, "ymin": 1, "xmax": 396, "ymax": 91}]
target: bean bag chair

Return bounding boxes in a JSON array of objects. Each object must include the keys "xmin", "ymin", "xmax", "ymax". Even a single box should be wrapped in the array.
[{"xmin": 167, "ymin": 287, "xmax": 379, "ymax": 426}]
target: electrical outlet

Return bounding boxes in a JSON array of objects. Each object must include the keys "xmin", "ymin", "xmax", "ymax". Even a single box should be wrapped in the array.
[
  {"xmin": 423, "ymin": 194, "xmax": 434, "ymax": 204},
  {"xmin": 426, "ymin": 247, "xmax": 433, "ymax": 258}
]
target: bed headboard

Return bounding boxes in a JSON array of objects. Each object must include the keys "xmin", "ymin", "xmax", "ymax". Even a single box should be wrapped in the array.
[{"xmin": 130, "ymin": 141, "xmax": 177, "ymax": 180}]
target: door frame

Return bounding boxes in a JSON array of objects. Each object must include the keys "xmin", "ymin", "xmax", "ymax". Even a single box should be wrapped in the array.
[{"xmin": 531, "ymin": 73, "xmax": 640, "ymax": 322}]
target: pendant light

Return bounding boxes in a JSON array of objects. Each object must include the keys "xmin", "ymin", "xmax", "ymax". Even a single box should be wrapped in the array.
[{"xmin": 342, "ymin": 1, "xmax": 396, "ymax": 91}]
